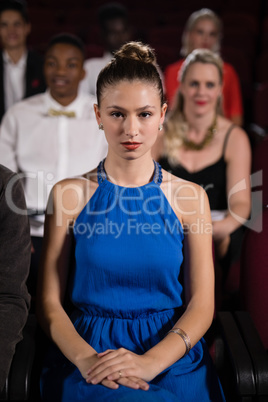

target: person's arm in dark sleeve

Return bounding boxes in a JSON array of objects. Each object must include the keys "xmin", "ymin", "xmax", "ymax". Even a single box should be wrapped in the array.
[{"xmin": 0, "ymin": 167, "xmax": 31, "ymax": 392}]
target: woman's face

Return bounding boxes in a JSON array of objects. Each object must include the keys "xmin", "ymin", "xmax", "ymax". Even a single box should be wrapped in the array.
[
  {"xmin": 180, "ymin": 62, "xmax": 222, "ymax": 116},
  {"xmin": 94, "ymin": 80, "xmax": 167, "ymax": 160},
  {"xmin": 188, "ymin": 18, "xmax": 219, "ymax": 53}
]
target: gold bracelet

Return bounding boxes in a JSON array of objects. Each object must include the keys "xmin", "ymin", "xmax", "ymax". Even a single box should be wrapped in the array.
[{"xmin": 167, "ymin": 327, "xmax": 191, "ymax": 356}]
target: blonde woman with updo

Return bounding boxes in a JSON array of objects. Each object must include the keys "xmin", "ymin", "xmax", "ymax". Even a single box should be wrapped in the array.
[
  {"xmin": 165, "ymin": 8, "xmax": 243, "ymax": 126},
  {"xmin": 37, "ymin": 42, "xmax": 225, "ymax": 401},
  {"xmin": 160, "ymin": 49, "xmax": 251, "ymax": 305}
]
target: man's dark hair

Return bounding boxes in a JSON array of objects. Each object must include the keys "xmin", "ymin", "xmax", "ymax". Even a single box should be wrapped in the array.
[
  {"xmin": 98, "ymin": 3, "xmax": 128, "ymax": 31},
  {"xmin": 0, "ymin": 0, "xmax": 29, "ymax": 23},
  {"xmin": 46, "ymin": 33, "xmax": 85, "ymax": 60}
]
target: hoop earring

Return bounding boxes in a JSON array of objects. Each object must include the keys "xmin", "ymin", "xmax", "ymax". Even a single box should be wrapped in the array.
[
  {"xmin": 99, "ymin": 123, "xmax": 104, "ymax": 130},
  {"xmin": 159, "ymin": 124, "xmax": 163, "ymax": 131}
]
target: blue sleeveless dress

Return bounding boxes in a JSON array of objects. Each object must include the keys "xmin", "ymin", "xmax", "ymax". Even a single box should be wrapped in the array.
[{"xmin": 40, "ymin": 160, "xmax": 225, "ymax": 401}]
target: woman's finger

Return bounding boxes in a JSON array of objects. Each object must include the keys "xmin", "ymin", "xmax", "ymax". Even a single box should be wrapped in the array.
[
  {"xmin": 98, "ymin": 349, "xmax": 114, "ymax": 357},
  {"xmin": 117, "ymin": 376, "xmax": 149, "ymax": 391},
  {"xmin": 87, "ymin": 350, "xmax": 119, "ymax": 375},
  {"xmin": 101, "ymin": 378, "xmax": 119, "ymax": 389},
  {"xmin": 87, "ymin": 363, "xmax": 125, "ymax": 384}
]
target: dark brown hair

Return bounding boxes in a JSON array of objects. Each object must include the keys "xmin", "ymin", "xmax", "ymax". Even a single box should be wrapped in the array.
[
  {"xmin": 0, "ymin": 0, "xmax": 29, "ymax": 23},
  {"xmin": 96, "ymin": 41, "xmax": 165, "ymax": 106}
]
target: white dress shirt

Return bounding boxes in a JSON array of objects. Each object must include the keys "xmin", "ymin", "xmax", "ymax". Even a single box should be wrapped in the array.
[
  {"xmin": 3, "ymin": 50, "xmax": 27, "ymax": 110},
  {"xmin": 79, "ymin": 52, "xmax": 112, "ymax": 96},
  {"xmin": 0, "ymin": 90, "xmax": 108, "ymax": 236}
]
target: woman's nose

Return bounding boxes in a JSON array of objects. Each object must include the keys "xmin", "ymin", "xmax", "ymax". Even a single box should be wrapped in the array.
[
  {"xmin": 124, "ymin": 118, "xmax": 139, "ymax": 137},
  {"xmin": 197, "ymin": 84, "xmax": 206, "ymax": 94}
]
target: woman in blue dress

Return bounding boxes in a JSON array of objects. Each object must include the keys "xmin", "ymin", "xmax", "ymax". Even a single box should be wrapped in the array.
[{"xmin": 37, "ymin": 41, "xmax": 225, "ymax": 401}]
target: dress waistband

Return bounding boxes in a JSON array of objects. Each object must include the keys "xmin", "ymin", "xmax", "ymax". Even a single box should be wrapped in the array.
[{"xmin": 71, "ymin": 306, "xmax": 185, "ymax": 321}]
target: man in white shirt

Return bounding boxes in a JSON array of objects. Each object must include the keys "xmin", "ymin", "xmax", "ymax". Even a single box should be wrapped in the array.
[
  {"xmin": 0, "ymin": 33, "xmax": 108, "ymax": 297},
  {"xmin": 0, "ymin": 0, "xmax": 46, "ymax": 122},
  {"xmin": 79, "ymin": 3, "xmax": 131, "ymax": 96}
]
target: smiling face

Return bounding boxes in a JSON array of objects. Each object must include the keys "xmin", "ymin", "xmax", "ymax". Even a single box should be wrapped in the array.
[
  {"xmin": 188, "ymin": 18, "xmax": 219, "ymax": 53},
  {"xmin": 0, "ymin": 10, "xmax": 30, "ymax": 51},
  {"xmin": 44, "ymin": 43, "xmax": 85, "ymax": 105},
  {"xmin": 94, "ymin": 80, "xmax": 167, "ymax": 160},
  {"xmin": 180, "ymin": 62, "xmax": 222, "ymax": 116}
]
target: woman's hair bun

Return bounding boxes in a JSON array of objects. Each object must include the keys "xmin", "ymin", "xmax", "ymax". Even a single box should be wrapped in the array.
[{"xmin": 114, "ymin": 41, "xmax": 156, "ymax": 65}]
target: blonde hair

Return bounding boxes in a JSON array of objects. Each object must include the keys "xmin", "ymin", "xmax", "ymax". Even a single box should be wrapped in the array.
[
  {"xmin": 163, "ymin": 49, "xmax": 223, "ymax": 164},
  {"xmin": 181, "ymin": 8, "xmax": 223, "ymax": 57}
]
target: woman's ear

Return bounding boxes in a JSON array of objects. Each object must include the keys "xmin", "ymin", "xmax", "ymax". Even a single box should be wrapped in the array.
[
  {"xmin": 160, "ymin": 103, "xmax": 168, "ymax": 123},
  {"xmin": 94, "ymin": 104, "xmax": 101, "ymax": 125}
]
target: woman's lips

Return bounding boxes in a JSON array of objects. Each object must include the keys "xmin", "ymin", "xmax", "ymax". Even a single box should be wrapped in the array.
[
  {"xmin": 196, "ymin": 100, "xmax": 207, "ymax": 106},
  {"xmin": 121, "ymin": 142, "xmax": 141, "ymax": 150}
]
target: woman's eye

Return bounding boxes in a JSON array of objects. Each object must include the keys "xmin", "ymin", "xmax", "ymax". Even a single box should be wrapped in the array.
[
  {"xmin": 111, "ymin": 112, "xmax": 123, "ymax": 118},
  {"xmin": 189, "ymin": 81, "xmax": 199, "ymax": 87},
  {"xmin": 210, "ymin": 32, "xmax": 218, "ymax": 38},
  {"xmin": 207, "ymin": 82, "xmax": 215, "ymax": 88},
  {"xmin": 140, "ymin": 112, "xmax": 151, "ymax": 118}
]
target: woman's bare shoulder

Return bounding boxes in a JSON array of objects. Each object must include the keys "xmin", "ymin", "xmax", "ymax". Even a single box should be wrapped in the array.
[
  {"xmin": 219, "ymin": 116, "xmax": 249, "ymax": 142},
  {"xmin": 161, "ymin": 169, "xmax": 203, "ymax": 193},
  {"xmin": 161, "ymin": 169, "xmax": 209, "ymax": 224},
  {"xmin": 218, "ymin": 117, "xmax": 251, "ymax": 161},
  {"xmin": 49, "ymin": 169, "xmax": 99, "ymax": 221}
]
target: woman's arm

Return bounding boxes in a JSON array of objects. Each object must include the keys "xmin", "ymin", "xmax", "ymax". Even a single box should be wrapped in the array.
[
  {"xmin": 36, "ymin": 179, "xmax": 99, "ymax": 375},
  {"xmin": 212, "ymin": 126, "xmax": 252, "ymax": 242},
  {"xmin": 36, "ymin": 179, "xmax": 149, "ymax": 390},
  {"xmin": 143, "ymin": 183, "xmax": 214, "ymax": 372}
]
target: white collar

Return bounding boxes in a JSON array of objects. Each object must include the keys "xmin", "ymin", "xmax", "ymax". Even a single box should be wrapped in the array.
[
  {"xmin": 3, "ymin": 50, "xmax": 27, "ymax": 67},
  {"xmin": 44, "ymin": 90, "xmax": 87, "ymax": 119}
]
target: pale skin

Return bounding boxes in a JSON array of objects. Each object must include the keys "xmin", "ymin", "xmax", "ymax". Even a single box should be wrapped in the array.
[
  {"xmin": 188, "ymin": 18, "xmax": 219, "ymax": 54},
  {"xmin": 170, "ymin": 62, "xmax": 251, "ymax": 258},
  {"xmin": 187, "ymin": 17, "xmax": 242, "ymax": 126},
  {"xmin": 0, "ymin": 10, "xmax": 31, "ymax": 63},
  {"xmin": 37, "ymin": 79, "xmax": 215, "ymax": 391}
]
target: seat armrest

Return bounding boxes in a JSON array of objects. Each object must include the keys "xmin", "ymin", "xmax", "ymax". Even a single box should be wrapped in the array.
[
  {"xmin": 217, "ymin": 311, "xmax": 256, "ymax": 398},
  {"xmin": 234, "ymin": 311, "xmax": 268, "ymax": 396},
  {"xmin": 7, "ymin": 314, "xmax": 36, "ymax": 400}
]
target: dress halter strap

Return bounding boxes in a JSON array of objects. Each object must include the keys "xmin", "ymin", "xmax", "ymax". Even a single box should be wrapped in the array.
[
  {"xmin": 97, "ymin": 159, "xmax": 107, "ymax": 184},
  {"xmin": 153, "ymin": 160, "xmax": 163, "ymax": 186},
  {"xmin": 222, "ymin": 124, "xmax": 236, "ymax": 157},
  {"xmin": 97, "ymin": 159, "xmax": 163, "ymax": 186}
]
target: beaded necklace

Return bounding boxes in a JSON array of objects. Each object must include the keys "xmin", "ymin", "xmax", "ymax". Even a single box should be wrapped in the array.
[{"xmin": 183, "ymin": 115, "xmax": 217, "ymax": 150}]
